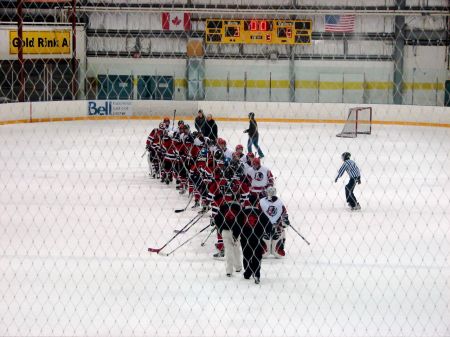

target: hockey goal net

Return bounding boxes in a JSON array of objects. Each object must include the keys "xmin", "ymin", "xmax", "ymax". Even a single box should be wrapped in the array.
[{"xmin": 336, "ymin": 107, "xmax": 372, "ymax": 138}]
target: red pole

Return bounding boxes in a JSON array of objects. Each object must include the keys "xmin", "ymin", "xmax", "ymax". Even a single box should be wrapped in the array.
[
  {"xmin": 17, "ymin": 0, "xmax": 24, "ymax": 102},
  {"xmin": 71, "ymin": 0, "xmax": 77, "ymax": 99}
]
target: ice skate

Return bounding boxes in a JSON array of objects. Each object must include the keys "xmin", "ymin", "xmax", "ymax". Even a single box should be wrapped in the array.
[
  {"xmin": 198, "ymin": 205, "xmax": 211, "ymax": 214},
  {"xmin": 213, "ymin": 250, "xmax": 225, "ymax": 258}
]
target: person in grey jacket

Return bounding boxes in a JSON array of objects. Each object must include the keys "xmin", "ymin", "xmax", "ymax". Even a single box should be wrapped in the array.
[{"xmin": 244, "ymin": 112, "xmax": 264, "ymax": 158}]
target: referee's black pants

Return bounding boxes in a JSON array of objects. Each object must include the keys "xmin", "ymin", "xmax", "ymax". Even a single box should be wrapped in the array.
[{"xmin": 345, "ymin": 177, "xmax": 358, "ymax": 207}]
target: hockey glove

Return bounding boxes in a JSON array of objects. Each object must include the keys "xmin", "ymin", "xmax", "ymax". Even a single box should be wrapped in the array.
[
  {"xmin": 243, "ymin": 129, "xmax": 248, "ymax": 133},
  {"xmin": 281, "ymin": 215, "xmax": 290, "ymax": 228},
  {"xmin": 357, "ymin": 177, "xmax": 361, "ymax": 184}
]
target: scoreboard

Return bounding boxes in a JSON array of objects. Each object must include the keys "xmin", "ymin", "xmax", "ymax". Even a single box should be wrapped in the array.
[{"xmin": 205, "ymin": 19, "xmax": 312, "ymax": 45}]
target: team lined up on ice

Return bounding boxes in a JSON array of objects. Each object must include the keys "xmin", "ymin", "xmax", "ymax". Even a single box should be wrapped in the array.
[{"xmin": 145, "ymin": 111, "xmax": 362, "ymax": 282}]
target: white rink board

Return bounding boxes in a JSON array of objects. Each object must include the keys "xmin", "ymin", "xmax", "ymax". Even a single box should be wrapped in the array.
[
  {"xmin": 0, "ymin": 119, "xmax": 449, "ymax": 337},
  {"xmin": 1, "ymin": 100, "xmax": 450, "ymax": 125}
]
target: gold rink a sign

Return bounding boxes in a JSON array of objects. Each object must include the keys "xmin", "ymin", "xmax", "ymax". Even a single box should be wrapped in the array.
[{"xmin": 9, "ymin": 30, "xmax": 71, "ymax": 55}]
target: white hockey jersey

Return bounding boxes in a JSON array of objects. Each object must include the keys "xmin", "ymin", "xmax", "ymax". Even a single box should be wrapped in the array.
[
  {"xmin": 259, "ymin": 197, "xmax": 286, "ymax": 225},
  {"xmin": 246, "ymin": 165, "xmax": 274, "ymax": 194}
]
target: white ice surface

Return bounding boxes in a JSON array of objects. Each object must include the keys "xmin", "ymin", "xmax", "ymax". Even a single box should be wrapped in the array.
[{"xmin": 0, "ymin": 120, "xmax": 449, "ymax": 337}]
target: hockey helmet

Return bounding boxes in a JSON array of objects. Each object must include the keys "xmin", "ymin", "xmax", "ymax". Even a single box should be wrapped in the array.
[
  {"xmin": 214, "ymin": 149, "xmax": 224, "ymax": 161},
  {"xmin": 266, "ymin": 186, "xmax": 277, "ymax": 199},
  {"xmin": 163, "ymin": 116, "xmax": 170, "ymax": 124},
  {"xmin": 252, "ymin": 157, "xmax": 261, "ymax": 169},
  {"xmin": 235, "ymin": 144, "xmax": 244, "ymax": 153},
  {"xmin": 248, "ymin": 112, "xmax": 255, "ymax": 119},
  {"xmin": 247, "ymin": 152, "xmax": 255, "ymax": 159},
  {"xmin": 217, "ymin": 138, "xmax": 226, "ymax": 148},
  {"xmin": 341, "ymin": 152, "xmax": 351, "ymax": 161},
  {"xmin": 178, "ymin": 120, "xmax": 185, "ymax": 126},
  {"xmin": 200, "ymin": 147, "xmax": 209, "ymax": 158},
  {"xmin": 158, "ymin": 122, "xmax": 165, "ymax": 130}
]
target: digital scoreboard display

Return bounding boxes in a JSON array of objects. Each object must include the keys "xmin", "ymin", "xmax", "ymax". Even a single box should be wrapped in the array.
[{"xmin": 205, "ymin": 19, "xmax": 312, "ymax": 45}]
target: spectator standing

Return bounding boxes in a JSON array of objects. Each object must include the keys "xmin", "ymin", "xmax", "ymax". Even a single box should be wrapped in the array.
[
  {"xmin": 244, "ymin": 112, "xmax": 264, "ymax": 158},
  {"xmin": 195, "ymin": 109, "xmax": 206, "ymax": 133},
  {"xmin": 204, "ymin": 113, "xmax": 218, "ymax": 143}
]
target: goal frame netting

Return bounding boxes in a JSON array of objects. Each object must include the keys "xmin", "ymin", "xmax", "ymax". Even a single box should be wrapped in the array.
[{"xmin": 336, "ymin": 107, "xmax": 372, "ymax": 138}]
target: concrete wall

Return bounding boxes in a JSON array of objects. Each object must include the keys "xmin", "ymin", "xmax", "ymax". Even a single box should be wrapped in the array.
[{"xmin": 86, "ymin": 53, "xmax": 449, "ymax": 106}]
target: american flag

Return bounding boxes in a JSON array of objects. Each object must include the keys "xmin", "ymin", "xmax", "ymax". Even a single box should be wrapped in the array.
[{"xmin": 325, "ymin": 15, "xmax": 356, "ymax": 32}]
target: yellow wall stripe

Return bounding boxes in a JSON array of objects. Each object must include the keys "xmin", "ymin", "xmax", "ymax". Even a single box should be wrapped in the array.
[
  {"xmin": 295, "ymin": 80, "xmax": 318, "ymax": 89},
  {"xmin": 190, "ymin": 79, "xmax": 445, "ymax": 91},
  {"xmin": 1, "ymin": 116, "xmax": 449, "ymax": 128},
  {"xmin": 403, "ymin": 82, "xmax": 444, "ymax": 90},
  {"xmin": 366, "ymin": 82, "xmax": 394, "ymax": 90},
  {"xmin": 175, "ymin": 79, "xmax": 187, "ymax": 87}
]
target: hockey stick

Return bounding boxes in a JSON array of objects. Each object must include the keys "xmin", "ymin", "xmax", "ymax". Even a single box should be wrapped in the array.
[
  {"xmin": 147, "ymin": 213, "xmax": 203, "ymax": 254},
  {"xmin": 159, "ymin": 223, "xmax": 211, "ymax": 257},
  {"xmin": 173, "ymin": 212, "xmax": 204, "ymax": 234},
  {"xmin": 288, "ymin": 224, "xmax": 310, "ymax": 245},
  {"xmin": 141, "ymin": 150, "xmax": 147, "ymax": 158},
  {"xmin": 174, "ymin": 192, "xmax": 193, "ymax": 213},
  {"xmin": 172, "ymin": 109, "xmax": 177, "ymax": 130},
  {"xmin": 200, "ymin": 227, "xmax": 215, "ymax": 247}
]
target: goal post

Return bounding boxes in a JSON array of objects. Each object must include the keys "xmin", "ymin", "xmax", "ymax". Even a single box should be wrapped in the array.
[{"xmin": 336, "ymin": 106, "xmax": 372, "ymax": 138}]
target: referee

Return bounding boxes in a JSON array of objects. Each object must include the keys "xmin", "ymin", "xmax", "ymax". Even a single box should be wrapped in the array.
[{"xmin": 335, "ymin": 152, "xmax": 361, "ymax": 210}]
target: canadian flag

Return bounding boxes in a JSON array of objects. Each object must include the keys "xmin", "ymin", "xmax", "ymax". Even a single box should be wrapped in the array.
[{"xmin": 161, "ymin": 12, "xmax": 191, "ymax": 31}]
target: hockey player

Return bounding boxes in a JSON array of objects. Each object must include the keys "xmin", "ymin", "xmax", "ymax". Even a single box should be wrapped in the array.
[
  {"xmin": 335, "ymin": 152, "xmax": 361, "ymax": 210},
  {"xmin": 241, "ymin": 152, "xmax": 254, "ymax": 175},
  {"xmin": 241, "ymin": 194, "xmax": 271, "ymax": 284},
  {"xmin": 145, "ymin": 122, "xmax": 164, "ymax": 178},
  {"xmin": 246, "ymin": 157, "xmax": 274, "ymax": 198},
  {"xmin": 259, "ymin": 187, "xmax": 290, "ymax": 258},
  {"xmin": 216, "ymin": 138, "xmax": 233, "ymax": 162},
  {"xmin": 207, "ymin": 167, "xmax": 228, "ymax": 257},
  {"xmin": 163, "ymin": 116, "xmax": 171, "ymax": 129},
  {"xmin": 173, "ymin": 133, "xmax": 190, "ymax": 193},
  {"xmin": 213, "ymin": 184, "xmax": 244, "ymax": 277},
  {"xmin": 160, "ymin": 131, "xmax": 177, "ymax": 184},
  {"xmin": 228, "ymin": 152, "xmax": 246, "ymax": 180},
  {"xmin": 235, "ymin": 144, "xmax": 244, "ymax": 157}
]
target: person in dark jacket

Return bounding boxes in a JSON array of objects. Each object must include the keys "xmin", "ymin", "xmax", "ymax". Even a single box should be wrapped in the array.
[
  {"xmin": 203, "ymin": 113, "xmax": 218, "ymax": 143},
  {"xmin": 244, "ymin": 112, "xmax": 264, "ymax": 158},
  {"xmin": 213, "ymin": 186, "xmax": 244, "ymax": 277},
  {"xmin": 241, "ymin": 194, "xmax": 271, "ymax": 284},
  {"xmin": 194, "ymin": 109, "xmax": 206, "ymax": 133}
]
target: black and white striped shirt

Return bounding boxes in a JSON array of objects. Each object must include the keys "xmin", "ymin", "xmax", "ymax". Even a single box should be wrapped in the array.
[{"xmin": 336, "ymin": 159, "xmax": 360, "ymax": 180}]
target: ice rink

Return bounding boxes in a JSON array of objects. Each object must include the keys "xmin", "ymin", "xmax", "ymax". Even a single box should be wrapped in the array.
[{"xmin": 0, "ymin": 119, "xmax": 449, "ymax": 337}]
